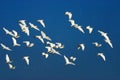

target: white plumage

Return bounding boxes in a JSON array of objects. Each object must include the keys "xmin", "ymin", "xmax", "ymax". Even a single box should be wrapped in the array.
[
  {"xmin": 86, "ymin": 26, "xmax": 93, "ymax": 34},
  {"xmin": 12, "ymin": 37, "xmax": 21, "ymax": 46},
  {"xmin": 0, "ymin": 43, "xmax": 12, "ymax": 51},
  {"xmin": 77, "ymin": 44, "xmax": 85, "ymax": 51},
  {"xmin": 23, "ymin": 56, "xmax": 30, "ymax": 65},
  {"xmin": 37, "ymin": 20, "xmax": 45, "ymax": 28},
  {"xmin": 64, "ymin": 55, "xmax": 75, "ymax": 66},
  {"xmin": 65, "ymin": 11, "xmax": 72, "ymax": 20},
  {"xmin": 23, "ymin": 41, "xmax": 34, "ymax": 47},
  {"xmin": 29, "ymin": 22, "xmax": 40, "ymax": 31},
  {"xmin": 97, "ymin": 53, "xmax": 106, "ymax": 61},
  {"xmin": 41, "ymin": 31, "xmax": 52, "ymax": 41}
]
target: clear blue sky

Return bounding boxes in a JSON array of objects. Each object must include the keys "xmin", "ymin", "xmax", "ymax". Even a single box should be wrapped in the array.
[{"xmin": 0, "ymin": 0, "xmax": 120, "ymax": 80}]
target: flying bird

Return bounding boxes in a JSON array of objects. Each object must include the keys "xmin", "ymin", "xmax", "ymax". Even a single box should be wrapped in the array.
[
  {"xmin": 98, "ymin": 30, "xmax": 113, "ymax": 48},
  {"xmin": 19, "ymin": 20, "xmax": 27, "ymax": 26},
  {"xmin": 86, "ymin": 26, "xmax": 93, "ymax": 34},
  {"xmin": 19, "ymin": 23, "xmax": 30, "ymax": 36},
  {"xmin": 23, "ymin": 41, "xmax": 34, "ymax": 47},
  {"xmin": 3, "ymin": 27, "xmax": 14, "ymax": 36},
  {"xmin": 12, "ymin": 37, "xmax": 21, "ymax": 46},
  {"xmin": 70, "ymin": 56, "xmax": 76, "ymax": 61},
  {"xmin": 6, "ymin": 54, "xmax": 12, "ymax": 64},
  {"xmin": 65, "ymin": 11, "xmax": 72, "ymax": 20},
  {"xmin": 77, "ymin": 44, "xmax": 85, "ymax": 51},
  {"xmin": 12, "ymin": 30, "xmax": 20, "ymax": 38},
  {"xmin": 8, "ymin": 63, "xmax": 16, "ymax": 70},
  {"xmin": 0, "ymin": 43, "xmax": 12, "ymax": 51},
  {"xmin": 37, "ymin": 20, "xmax": 45, "ymax": 28},
  {"xmin": 55, "ymin": 42, "xmax": 64, "ymax": 49},
  {"xmin": 92, "ymin": 42, "xmax": 102, "ymax": 47},
  {"xmin": 69, "ymin": 20, "xmax": 75, "ymax": 26},
  {"xmin": 23, "ymin": 56, "xmax": 30, "ymax": 65},
  {"xmin": 46, "ymin": 41, "xmax": 56, "ymax": 48},
  {"xmin": 42, "ymin": 52, "xmax": 49, "ymax": 59},
  {"xmin": 64, "ymin": 55, "xmax": 75, "ymax": 66},
  {"xmin": 29, "ymin": 22, "xmax": 40, "ymax": 31},
  {"xmin": 35, "ymin": 35, "xmax": 44, "ymax": 43},
  {"xmin": 41, "ymin": 31, "xmax": 52, "ymax": 41},
  {"xmin": 97, "ymin": 53, "xmax": 106, "ymax": 61},
  {"xmin": 74, "ymin": 24, "xmax": 85, "ymax": 33}
]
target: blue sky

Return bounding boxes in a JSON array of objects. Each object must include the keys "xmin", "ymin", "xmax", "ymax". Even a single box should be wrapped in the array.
[{"xmin": 0, "ymin": 0, "xmax": 120, "ymax": 80}]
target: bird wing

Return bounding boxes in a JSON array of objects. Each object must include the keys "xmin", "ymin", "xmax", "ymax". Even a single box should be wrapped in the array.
[
  {"xmin": 77, "ymin": 26, "xmax": 85, "ymax": 33},
  {"xmin": 29, "ymin": 23, "xmax": 40, "ymax": 31},
  {"xmin": 1, "ymin": 43, "xmax": 12, "ymax": 51},
  {"xmin": 41, "ymin": 31, "xmax": 46, "ymax": 38},
  {"xmin": 6, "ymin": 54, "xmax": 11, "ymax": 63},
  {"xmin": 12, "ymin": 37, "xmax": 17, "ymax": 45},
  {"xmin": 98, "ymin": 53, "xmax": 106, "ymax": 61},
  {"xmin": 64, "ymin": 55, "xmax": 69, "ymax": 64},
  {"xmin": 23, "ymin": 41, "xmax": 30, "ymax": 46}
]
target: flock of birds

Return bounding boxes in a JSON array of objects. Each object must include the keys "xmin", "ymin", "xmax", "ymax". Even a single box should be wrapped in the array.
[{"xmin": 0, "ymin": 11, "xmax": 113, "ymax": 70}]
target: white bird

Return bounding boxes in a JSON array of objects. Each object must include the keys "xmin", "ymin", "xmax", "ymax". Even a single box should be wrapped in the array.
[
  {"xmin": 55, "ymin": 42, "xmax": 64, "ymax": 49},
  {"xmin": 41, "ymin": 31, "xmax": 52, "ymax": 41},
  {"xmin": 6, "ymin": 54, "xmax": 12, "ymax": 64},
  {"xmin": 23, "ymin": 56, "xmax": 30, "ymax": 65},
  {"xmin": 97, "ymin": 53, "xmax": 106, "ymax": 61},
  {"xmin": 70, "ymin": 56, "xmax": 76, "ymax": 61},
  {"xmin": 64, "ymin": 55, "xmax": 75, "ymax": 66},
  {"xmin": 74, "ymin": 24, "xmax": 85, "ymax": 33},
  {"xmin": 12, "ymin": 37, "xmax": 21, "ymax": 46},
  {"xmin": 19, "ymin": 23, "xmax": 30, "ymax": 36},
  {"xmin": 3, "ymin": 27, "xmax": 13, "ymax": 36},
  {"xmin": 19, "ymin": 20, "xmax": 27, "ymax": 26},
  {"xmin": 42, "ymin": 52, "xmax": 49, "ymax": 59},
  {"xmin": 98, "ymin": 30, "xmax": 113, "ymax": 48},
  {"xmin": 65, "ymin": 11, "xmax": 72, "ymax": 20},
  {"xmin": 45, "ymin": 46, "xmax": 61, "ymax": 55},
  {"xmin": 105, "ymin": 39, "xmax": 113, "ymax": 48},
  {"xmin": 69, "ymin": 20, "xmax": 75, "ymax": 26},
  {"xmin": 45, "ymin": 46, "xmax": 52, "ymax": 53},
  {"xmin": 77, "ymin": 44, "xmax": 85, "ymax": 51},
  {"xmin": 51, "ymin": 48, "xmax": 61, "ymax": 55},
  {"xmin": 0, "ymin": 43, "xmax": 12, "ymax": 51},
  {"xmin": 8, "ymin": 63, "xmax": 16, "ymax": 70},
  {"xmin": 46, "ymin": 41, "xmax": 56, "ymax": 48},
  {"xmin": 35, "ymin": 35, "xmax": 44, "ymax": 43},
  {"xmin": 86, "ymin": 26, "xmax": 93, "ymax": 34},
  {"xmin": 29, "ymin": 22, "xmax": 40, "ymax": 31},
  {"xmin": 92, "ymin": 42, "xmax": 102, "ymax": 47},
  {"xmin": 23, "ymin": 41, "xmax": 34, "ymax": 47},
  {"xmin": 37, "ymin": 20, "xmax": 45, "ymax": 28},
  {"xmin": 12, "ymin": 30, "xmax": 20, "ymax": 38}
]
